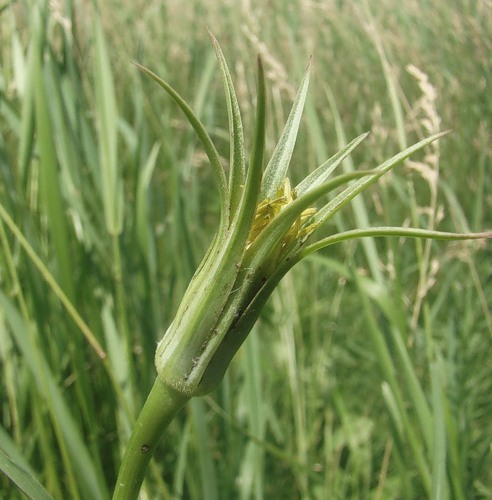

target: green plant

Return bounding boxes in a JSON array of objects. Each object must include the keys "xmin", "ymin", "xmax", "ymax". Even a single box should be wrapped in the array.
[
  {"xmin": 1, "ymin": 2, "xmax": 491, "ymax": 496},
  {"xmin": 109, "ymin": 33, "xmax": 491, "ymax": 498}
]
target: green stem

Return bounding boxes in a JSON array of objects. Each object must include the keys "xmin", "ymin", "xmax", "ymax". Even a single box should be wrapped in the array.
[{"xmin": 112, "ymin": 378, "xmax": 189, "ymax": 500}]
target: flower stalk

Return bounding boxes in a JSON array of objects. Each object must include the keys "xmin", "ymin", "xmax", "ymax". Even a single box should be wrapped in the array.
[
  {"xmin": 113, "ymin": 33, "xmax": 491, "ymax": 498},
  {"xmin": 112, "ymin": 380, "xmax": 187, "ymax": 500}
]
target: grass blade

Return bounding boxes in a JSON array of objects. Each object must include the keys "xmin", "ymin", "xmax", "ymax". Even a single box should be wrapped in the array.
[
  {"xmin": 135, "ymin": 143, "xmax": 160, "ymax": 270},
  {"xmin": 94, "ymin": 16, "xmax": 123, "ymax": 236},
  {"xmin": 0, "ymin": 202, "xmax": 107, "ymax": 359},
  {"xmin": 33, "ymin": 39, "xmax": 75, "ymax": 300},
  {"xmin": 430, "ymin": 362, "xmax": 447, "ymax": 500},
  {"xmin": 190, "ymin": 399, "xmax": 218, "ymax": 500},
  {"xmin": 0, "ymin": 291, "xmax": 108, "ymax": 499},
  {"xmin": 0, "ymin": 447, "xmax": 54, "ymax": 500}
]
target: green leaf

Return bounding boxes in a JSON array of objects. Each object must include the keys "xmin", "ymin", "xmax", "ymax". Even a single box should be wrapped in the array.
[
  {"xmin": 0, "ymin": 448, "xmax": 54, "ymax": 500},
  {"xmin": 33, "ymin": 37, "xmax": 75, "ymax": 301},
  {"xmin": 190, "ymin": 399, "xmax": 219, "ymax": 499},
  {"xmin": 260, "ymin": 59, "xmax": 311, "ymax": 199},
  {"xmin": 230, "ymin": 56, "xmax": 267, "ymax": 246},
  {"xmin": 430, "ymin": 363, "xmax": 448, "ymax": 500},
  {"xmin": 0, "ymin": 202, "xmax": 107, "ymax": 359},
  {"xmin": 134, "ymin": 62, "xmax": 229, "ymax": 234},
  {"xmin": 16, "ymin": 33, "xmax": 36, "ymax": 182},
  {"xmin": 135, "ymin": 143, "xmax": 160, "ymax": 270},
  {"xmin": 300, "ymin": 226, "xmax": 492, "ymax": 257},
  {"xmin": 0, "ymin": 292, "xmax": 108, "ymax": 499},
  {"xmin": 209, "ymin": 30, "xmax": 246, "ymax": 220},
  {"xmin": 295, "ymin": 132, "xmax": 368, "ymax": 195},
  {"xmin": 313, "ymin": 131, "xmax": 449, "ymax": 226},
  {"xmin": 94, "ymin": 16, "xmax": 123, "ymax": 236}
]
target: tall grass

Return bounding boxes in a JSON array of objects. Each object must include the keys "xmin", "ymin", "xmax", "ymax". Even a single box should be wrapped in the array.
[{"xmin": 1, "ymin": 0, "xmax": 491, "ymax": 498}]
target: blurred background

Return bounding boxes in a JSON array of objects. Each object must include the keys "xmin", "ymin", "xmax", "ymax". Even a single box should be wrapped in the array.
[{"xmin": 1, "ymin": 0, "xmax": 491, "ymax": 498}]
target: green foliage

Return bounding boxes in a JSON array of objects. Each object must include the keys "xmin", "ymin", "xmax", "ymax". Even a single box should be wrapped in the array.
[{"xmin": 1, "ymin": 0, "xmax": 491, "ymax": 498}]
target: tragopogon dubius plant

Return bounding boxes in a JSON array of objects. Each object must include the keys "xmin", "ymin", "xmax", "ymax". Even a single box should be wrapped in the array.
[{"xmin": 112, "ymin": 33, "xmax": 491, "ymax": 499}]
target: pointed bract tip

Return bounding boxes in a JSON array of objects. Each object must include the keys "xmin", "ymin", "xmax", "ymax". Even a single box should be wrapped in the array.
[
  {"xmin": 132, "ymin": 60, "xmax": 148, "ymax": 73},
  {"xmin": 206, "ymin": 26, "xmax": 217, "ymax": 44}
]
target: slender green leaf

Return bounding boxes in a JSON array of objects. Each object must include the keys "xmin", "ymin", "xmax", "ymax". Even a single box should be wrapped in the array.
[
  {"xmin": 0, "ymin": 202, "xmax": 107, "ymax": 359},
  {"xmin": 136, "ymin": 143, "xmax": 160, "ymax": 269},
  {"xmin": 295, "ymin": 132, "xmax": 368, "ymax": 195},
  {"xmin": 390, "ymin": 324, "xmax": 432, "ymax": 449},
  {"xmin": 190, "ymin": 399, "xmax": 218, "ymax": 500},
  {"xmin": 0, "ymin": 425, "xmax": 39, "ymax": 486},
  {"xmin": 94, "ymin": 16, "xmax": 123, "ymax": 236},
  {"xmin": 313, "ymin": 131, "xmax": 449, "ymax": 227},
  {"xmin": 352, "ymin": 274, "xmax": 432, "ymax": 495},
  {"xmin": 133, "ymin": 62, "xmax": 229, "ymax": 233},
  {"xmin": 300, "ymin": 226, "xmax": 492, "ymax": 257},
  {"xmin": 0, "ymin": 291, "xmax": 108, "ymax": 500},
  {"xmin": 229, "ymin": 55, "xmax": 267, "ymax": 245},
  {"xmin": 0, "ymin": 448, "xmax": 54, "ymax": 500},
  {"xmin": 209, "ymin": 30, "xmax": 246, "ymax": 219},
  {"xmin": 238, "ymin": 329, "xmax": 266, "ymax": 498},
  {"xmin": 33, "ymin": 41, "xmax": 75, "ymax": 301},
  {"xmin": 430, "ymin": 362, "xmax": 447, "ymax": 500},
  {"xmin": 260, "ymin": 59, "xmax": 311, "ymax": 199}
]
